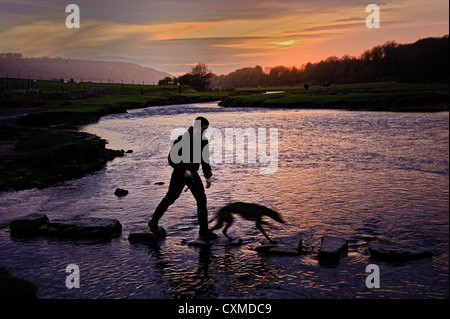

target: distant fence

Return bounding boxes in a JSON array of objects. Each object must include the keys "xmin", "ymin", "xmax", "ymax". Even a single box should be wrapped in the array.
[
  {"xmin": 0, "ymin": 88, "xmax": 42, "ymax": 103},
  {"xmin": 43, "ymin": 87, "xmax": 125, "ymax": 100},
  {"xmin": 0, "ymin": 87, "xmax": 126, "ymax": 103}
]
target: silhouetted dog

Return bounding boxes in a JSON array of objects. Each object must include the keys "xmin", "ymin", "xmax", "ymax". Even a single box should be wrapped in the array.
[{"xmin": 209, "ymin": 202, "xmax": 285, "ymax": 243}]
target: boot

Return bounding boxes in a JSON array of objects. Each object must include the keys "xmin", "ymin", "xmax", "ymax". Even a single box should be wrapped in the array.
[{"xmin": 148, "ymin": 219, "xmax": 161, "ymax": 237}]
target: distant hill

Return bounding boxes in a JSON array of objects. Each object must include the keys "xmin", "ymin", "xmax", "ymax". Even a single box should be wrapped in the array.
[{"xmin": 0, "ymin": 54, "xmax": 173, "ymax": 84}]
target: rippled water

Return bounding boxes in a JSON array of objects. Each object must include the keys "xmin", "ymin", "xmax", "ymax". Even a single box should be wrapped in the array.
[{"xmin": 0, "ymin": 102, "xmax": 448, "ymax": 299}]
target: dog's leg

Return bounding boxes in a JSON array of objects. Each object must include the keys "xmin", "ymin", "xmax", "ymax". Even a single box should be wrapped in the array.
[
  {"xmin": 209, "ymin": 220, "xmax": 223, "ymax": 232},
  {"xmin": 222, "ymin": 220, "xmax": 234, "ymax": 241},
  {"xmin": 256, "ymin": 219, "xmax": 275, "ymax": 243}
]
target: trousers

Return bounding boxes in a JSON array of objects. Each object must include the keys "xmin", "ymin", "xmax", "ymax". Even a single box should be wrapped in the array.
[{"xmin": 151, "ymin": 170, "xmax": 209, "ymax": 236}]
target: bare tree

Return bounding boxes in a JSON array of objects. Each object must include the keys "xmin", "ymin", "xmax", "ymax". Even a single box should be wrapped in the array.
[{"xmin": 191, "ymin": 62, "xmax": 210, "ymax": 77}]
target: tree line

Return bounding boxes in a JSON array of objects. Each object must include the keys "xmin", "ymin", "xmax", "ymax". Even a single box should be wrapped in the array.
[{"xmin": 160, "ymin": 35, "xmax": 448, "ymax": 90}]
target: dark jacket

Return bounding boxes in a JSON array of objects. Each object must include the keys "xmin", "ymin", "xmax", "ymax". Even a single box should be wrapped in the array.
[{"xmin": 168, "ymin": 126, "xmax": 212, "ymax": 179}]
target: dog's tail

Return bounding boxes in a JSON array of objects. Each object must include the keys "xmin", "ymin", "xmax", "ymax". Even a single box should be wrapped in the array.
[
  {"xmin": 209, "ymin": 206, "xmax": 222, "ymax": 223},
  {"xmin": 263, "ymin": 206, "xmax": 286, "ymax": 224}
]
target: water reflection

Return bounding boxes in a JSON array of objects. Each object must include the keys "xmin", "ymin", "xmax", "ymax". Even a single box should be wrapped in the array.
[{"xmin": 130, "ymin": 240, "xmax": 279, "ymax": 299}]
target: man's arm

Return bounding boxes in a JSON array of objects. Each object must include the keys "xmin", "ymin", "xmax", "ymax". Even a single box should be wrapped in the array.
[{"xmin": 201, "ymin": 141, "xmax": 212, "ymax": 188}]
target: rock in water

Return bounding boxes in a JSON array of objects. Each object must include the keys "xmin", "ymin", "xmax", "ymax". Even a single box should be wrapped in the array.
[
  {"xmin": 188, "ymin": 237, "xmax": 213, "ymax": 247},
  {"xmin": 368, "ymin": 241, "xmax": 433, "ymax": 262},
  {"xmin": 128, "ymin": 227, "xmax": 167, "ymax": 244},
  {"xmin": 318, "ymin": 236, "xmax": 348, "ymax": 262},
  {"xmin": 220, "ymin": 237, "xmax": 244, "ymax": 246},
  {"xmin": 38, "ymin": 217, "xmax": 122, "ymax": 239},
  {"xmin": 114, "ymin": 188, "xmax": 128, "ymax": 197},
  {"xmin": 255, "ymin": 237, "xmax": 303, "ymax": 255},
  {"xmin": 10, "ymin": 213, "xmax": 49, "ymax": 237}
]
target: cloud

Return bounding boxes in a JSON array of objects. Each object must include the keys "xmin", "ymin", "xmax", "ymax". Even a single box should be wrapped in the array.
[
  {"xmin": 0, "ymin": 0, "xmax": 448, "ymax": 75},
  {"xmin": 0, "ymin": 0, "xmax": 388, "ymax": 24}
]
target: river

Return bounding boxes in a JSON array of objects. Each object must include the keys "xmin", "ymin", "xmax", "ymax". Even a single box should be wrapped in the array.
[{"xmin": 0, "ymin": 102, "xmax": 448, "ymax": 299}]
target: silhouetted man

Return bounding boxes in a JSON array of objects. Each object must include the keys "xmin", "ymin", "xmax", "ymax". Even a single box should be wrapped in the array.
[{"xmin": 148, "ymin": 116, "xmax": 217, "ymax": 242}]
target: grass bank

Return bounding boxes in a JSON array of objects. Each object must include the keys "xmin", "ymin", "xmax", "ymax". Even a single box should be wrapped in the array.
[
  {"xmin": 0, "ymin": 79, "xmax": 235, "ymax": 126},
  {"xmin": 219, "ymin": 82, "xmax": 449, "ymax": 112},
  {"xmin": 15, "ymin": 131, "xmax": 108, "ymax": 169},
  {"xmin": 0, "ymin": 128, "xmax": 124, "ymax": 191}
]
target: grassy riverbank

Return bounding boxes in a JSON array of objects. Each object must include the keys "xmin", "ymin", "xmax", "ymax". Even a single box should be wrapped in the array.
[
  {"xmin": 219, "ymin": 82, "xmax": 449, "ymax": 112},
  {"xmin": 1, "ymin": 79, "xmax": 233, "ymax": 127}
]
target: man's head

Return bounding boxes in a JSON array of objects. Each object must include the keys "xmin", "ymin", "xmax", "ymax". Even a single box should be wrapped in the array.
[{"xmin": 194, "ymin": 116, "xmax": 209, "ymax": 135}]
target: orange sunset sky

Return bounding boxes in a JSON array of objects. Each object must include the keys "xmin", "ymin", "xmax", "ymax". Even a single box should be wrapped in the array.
[{"xmin": 0, "ymin": 0, "xmax": 448, "ymax": 75}]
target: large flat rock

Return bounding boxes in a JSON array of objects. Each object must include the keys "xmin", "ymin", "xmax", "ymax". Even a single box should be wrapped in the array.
[
  {"xmin": 255, "ymin": 237, "xmax": 303, "ymax": 255},
  {"xmin": 38, "ymin": 217, "xmax": 122, "ymax": 239},
  {"xmin": 318, "ymin": 236, "xmax": 348, "ymax": 263},
  {"xmin": 10, "ymin": 213, "xmax": 49, "ymax": 237},
  {"xmin": 128, "ymin": 226, "xmax": 166, "ymax": 244},
  {"xmin": 216, "ymin": 237, "xmax": 244, "ymax": 247},
  {"xmin": 369, "ymin": 241, "xmax": 433, "ymax": 262},
  {"xmin": 187, "ymin": 236, "xmax": 213, "ymax": 247},
  {"xmin": 182, "ymin": 236, "xmax": 244, "ymax": 247}
]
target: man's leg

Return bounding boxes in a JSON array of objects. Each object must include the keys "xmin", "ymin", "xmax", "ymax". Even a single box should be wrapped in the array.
[
  {"xmin": 149, "ymin": 170, "xmax": 185, "ymax": 233},
  {"xmin": 187, "ymin": 173, "xmax": 213, "ymax": 238}
]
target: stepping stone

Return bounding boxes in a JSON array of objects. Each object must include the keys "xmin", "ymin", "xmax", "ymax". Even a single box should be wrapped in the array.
[
  {"xmin": 188, "ymin": 236, "xmax": 213, "ymax": 247},
  {"xmin": 318, "ymin": 236, "xmax": 348, "ymax": 263},
  {"xmin": 10, "ymin": 213, "xmax": 49, "ymax": 237},
  {"xmin": 128, "ymin": 226, "xmax": 166, "ymax": 244},
  {"xmin": 185, "ymin": 236, "xmax": 244, "ymax": 247},
  {"xmin": 255, "ymin": 237, "xmax": 302, "ymax": 255},
  {"xmin": 217, "ymin": 237, "xmax": 244, "ymax": 246},
  {"xmin": 368, "ymin": 241, "xmax": 433, "ymax": 262},
  {"xmin": 38, "ymin": 217, "xmax": 122, "ymax": 239}
]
